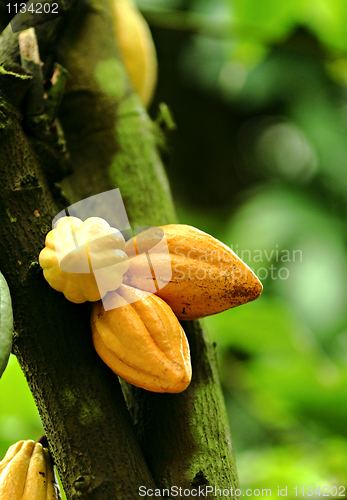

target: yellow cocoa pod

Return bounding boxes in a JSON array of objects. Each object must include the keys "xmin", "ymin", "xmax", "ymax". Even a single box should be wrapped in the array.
[
  {"xmin": 39, "ymin": 216, "xmax": 129, "ymax": 303},
  {"xmin": 111, "ymin": 0, "xmax": 157, "ymax": 107},
  {"xmin": 0, "ymin": 440, "xmax": 60, "ymax": 499},
  {"xmin": 91, "ymin": 284, "xmax": 192, "ymax": 393},
  {"xmin": 124, "ymin": 224, "xmax": 263, "ymax": 320}
]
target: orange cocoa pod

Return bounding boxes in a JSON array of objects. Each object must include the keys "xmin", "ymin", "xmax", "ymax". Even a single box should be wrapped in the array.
[
  {"xmin": 124, "ymin": 224, "xmax": 263, "ymax": 320},
  {"xmin": 91, "ymin": 284, "xmax": 191, "ymax": 393}
]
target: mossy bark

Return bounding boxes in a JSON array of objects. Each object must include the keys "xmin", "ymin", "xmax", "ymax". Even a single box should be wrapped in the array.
[
  {"xmin": 0, "ymin": 0, "xmax": 240, "ymax": 498},
  {"xmin": 54, "ymin": 0, "xmax": 175, "ymax": 226}
]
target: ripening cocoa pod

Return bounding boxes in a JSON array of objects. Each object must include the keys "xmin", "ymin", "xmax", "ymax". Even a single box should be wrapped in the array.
[
  {"xmin": 124, "ymin": 224, "xmax": 263, "ymax": 320},
  {"xmin": 39, "ymin": 216, "xmax": 129, "ymax": 303},
  {"xmin": 91, "ymin": 284, "xmax": 192, "ymax": 393},
  {"xmin": 0, "ymin": 440, "xmax": 61, "ymax": 499},
  {"xmin": 111, "ymin": 0, "xmax": 157, "ymax": 107}
]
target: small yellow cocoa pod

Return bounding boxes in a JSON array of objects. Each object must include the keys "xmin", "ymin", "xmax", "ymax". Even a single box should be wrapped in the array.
[
  {"xmin": 124, "ymin": 224, "xmax": 263, "ymax": 320},
  {"xmin": 39, "ymin": 216, "xmax": 129, "ymax": 303},
  {"xmin": 0, "ymin": 440, "xmax": 60, "ymax": 499},
  {"xmin": 91, "ymin": 284, "xmax": 192, "ymax": 393},
  {"xmin": 21, "ymin": 443, "xmax": 47, "ymax": 500},
  {"xmin": 0, "ymin": 440, "xmax": 34, "ymax": 497},
  {"xmin": 0, "ymin": 441, "xmax": 26, "ymax": 476},
  {"xmin": 111, "ymin": 0, "xmax": 157, "ymax": 107}
]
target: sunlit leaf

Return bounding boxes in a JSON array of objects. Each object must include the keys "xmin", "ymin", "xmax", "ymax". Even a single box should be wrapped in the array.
[{"xmin": 231, "ymin": 0, "xmax": 347, "ymax": 59}]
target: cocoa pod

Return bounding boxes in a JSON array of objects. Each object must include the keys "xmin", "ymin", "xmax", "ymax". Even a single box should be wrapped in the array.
[
  {"xmin": 39, "ymin": 216, "xmax": 129, "ymax": 303},
  {"xmin": 0, "ymin": 440, "xmax": 61, "ymax": 499},
  {"xmin": 91, "ymin": 284, "xmax": 192, "ymax": 393},
  {"xmin": 124, "ymin": 224, "xmax": 263, "ymax": 320},
  {"xmin": 111, "ymin": 0, "xmax": 158, "ymax": 107}
]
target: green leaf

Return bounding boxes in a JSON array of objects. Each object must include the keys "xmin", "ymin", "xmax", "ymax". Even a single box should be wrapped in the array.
[
  {"xmin": 0, "ymin": 272, "xmax": 13, "ymax": 379},
  {"xmin": 232, "ymin": 0, "xmax": 347, "ymax": 51}
]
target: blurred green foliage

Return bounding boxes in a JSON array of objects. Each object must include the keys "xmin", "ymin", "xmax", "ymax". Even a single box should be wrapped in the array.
[
  {"xmin": 141, "ymin": 0, "xmax": 347, "ymax": 494},
  {"xmin": 0, "ymin": 355, "xmax": 43, "ymax": 453},
  {"xmin": 2, "ymin": 0, "xmax": 347, "ymax": 497}
]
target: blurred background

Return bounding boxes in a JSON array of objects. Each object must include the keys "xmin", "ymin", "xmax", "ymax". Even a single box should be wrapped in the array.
[{"xmin": 2, "ymin": 0, "xmax": 347, "ymax": 496}]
